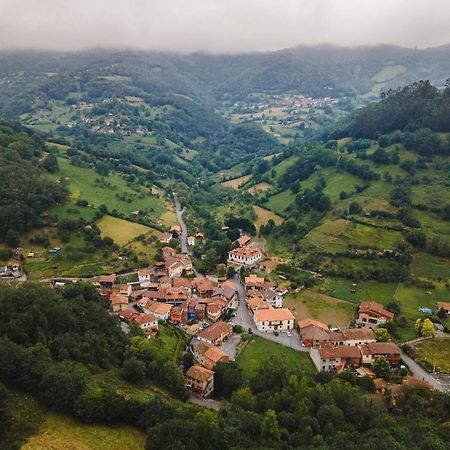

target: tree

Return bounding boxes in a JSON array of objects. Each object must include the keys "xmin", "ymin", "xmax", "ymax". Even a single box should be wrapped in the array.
[
  {"xmin": 373, "ymin": 357, "xmax": 391, "ymax": 379},
  {"xmin": 420, "ymin": 318, "xmax": 435, "ymax": 338},
  {"xmin": 261, "ymin": 409, "xmax": 280, "ymax": 441},
  {"xmin": 39, "ymin": 361, "xmax": 89, "ymax": 412},
  {"xmin": 122, "ymin": 357, "xmax": 146, "ymax": 383},
  {"xmin": 349, "ymin": 201, "xmax": 362, "ymax": 214},
  {"xmin": 375, "ymin": 327, "xmax": 390, "ymax": 342},
  {"xmin": 41, "ymin": 153, "xmax": 59, "ymax": 173},
  {"xmin": 386, "ymin": 300, "xmax": 401, "ymax": 315},
  {"xmin": 213, "ymin": 361, "xmax": 243, "ymax": 398},
  {"xmin": 4, "ymin": 230, "xmax": 20, "ymax": 247},
  {"xmin": 230, "ymin": 386, "xmax": 256, "ymax": 411},
  {"xmin": 405, "ymin": 230, "xmax": 426, "ymax": 248}
]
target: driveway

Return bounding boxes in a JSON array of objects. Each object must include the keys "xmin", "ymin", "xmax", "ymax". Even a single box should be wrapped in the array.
[
  {"xmin": 221, "ymin": 333, "xmax": 241, "ymax": 360},
  {"xmin": 228, "ymin": 274, "xmax": 309, "ymax": 353}
]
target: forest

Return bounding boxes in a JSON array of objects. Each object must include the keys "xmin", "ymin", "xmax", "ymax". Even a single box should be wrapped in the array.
[{"xmin": 0, "ymin": 283, "xmax": 448, "ymax": 450}]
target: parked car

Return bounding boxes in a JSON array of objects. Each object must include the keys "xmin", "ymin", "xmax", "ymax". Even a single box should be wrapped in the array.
[
  {"xmin": 273, "ymin": 331, "xmax": 279, "ymax": 336},
  {"xmin": 286, "ymin": 331, "xmax": 292, "ymax": 337}
]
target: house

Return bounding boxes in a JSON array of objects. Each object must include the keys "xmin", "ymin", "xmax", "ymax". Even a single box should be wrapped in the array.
[
  {"xmin": 298, "ymin": 319, "xmax": 329, "ymax": 347},
  {"xmin": 173, "ymin": 277, "xmax": 193, "ymax": 292},
  {"xmin": 158, "ymin": 232, "xmax": 172, "ymax": 244},
  {"xmin": 196, "ymin": 232, "xmax": 204, "ymax": 239},
  {"xmin": 361, "ymin": 342, "xmax": 401, "ymax": 365},
  {"xmin": 162, "ymin": 246, "xmax": 177, "ymax": 259},
  {"xmin": 435, "ymin": 301, "xmax": 450, "ymax": 315},
  {"xmin": 358, "ymin": 301, "xmax": 394, "ymax": 328},
  {"xmin": 133, "ymin": 313, "xmax": 159, "ymax": 334},
  {"xmin": 167, "ymin": 260, "xmax": 183, "ymax": 278},
  {"xmin": 187, "ymin": 236, "xmax": 196, "ymax": 246},
  {"xmin": 228, "ymin": 246, "xmax": 263, "ymax": 266},
  {"xmin": 246, "ymin": 290, "xmax": 271, "ymax": 315},
  {"xmin": 212, "ymin": 285, "xmax": 238, "ymax": 309},
  {"xmin": 197, "ymin": 321, "xmax": 233, "ymax": 346},
  {"xmin": 245, "ymin": 274, "xmax": 265, "ymax": 291},
  {"xmin": 111, "ymin": 284, "xmax": 132, "ymax": 297},
  {"xmin": 99, "ymin": 274, "xmax": 116, "ymax": 288},
  {"xmin": 260, "ymin": 260, "xmax": 278, "ymax": 273},
  {"xmin": 194, "ymin": 276, "xmax": 217, "ymax": 297},
  {"xmin": 144, "ymin": 301, "xmax": 172, "ymax": 320},
  {"xmin": 110, "ymin": 294, "xmax": 128, "ymax": 312},
  {"xmin": 206, "ymin": 302, "xmax": 225, "ymax": 322},
  {"xmin": 159, "ymin": 276, "xmax": 173, "ymax": 289},
  {"xmin": 191, "ymin": 340, "xmax": 229, "ymax": 370},
  {"xmin": 330, "ymin": 328, "xmax": 376, "ymax": 347},
  {"xmin": 185, "ymin": 366, "xmax": 214, "ymax": 397},
  {"xmin": 300, "ymin": 325, "xmax": 331, "ymax": 348},
  {"xmin": 310, "ymin": 345, "xmax": 362, "ymax": 372},
  {"xmin": 170, "ymin": 224, "xmax": 181, "ymax": 235},
  {"xmin": 118, "ymin": 310, "xmax": 139, "ymax": 323},
  {"xmin": 254, "ymin": 308, "xmax": 295, "ymax": 332},
  {"xmin": 138, "ymin": 268, "xmax": 152, "ymax": 284},
  {"xmin": 262, "ymin": 288, "xmax": 283, "ymax": 308},
  {"xmin": 235, "ymin": 234, "xmax": 252, "ymax": 247}
]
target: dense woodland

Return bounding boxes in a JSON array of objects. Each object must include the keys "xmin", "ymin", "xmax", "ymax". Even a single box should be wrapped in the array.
[
  {"xmin": 0, "ymin": 120, "xmax": 67, "ymax": 246},
  {"xmin": 0, "ymin": 284, "xmax": 448, "ymax": 450}
]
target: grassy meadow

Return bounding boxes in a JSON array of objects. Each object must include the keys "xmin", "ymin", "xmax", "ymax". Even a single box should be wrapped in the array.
[
  {"xmin": 97, "ymin": 215, "xmax": 152, "ymax": 246},
  {"xmin": 284, "ymin": 289, "xmax": 356, "ymax": 328},
  {"xmin": 237, "ymin": 336, "xmax": 314, "ymax": 381}
]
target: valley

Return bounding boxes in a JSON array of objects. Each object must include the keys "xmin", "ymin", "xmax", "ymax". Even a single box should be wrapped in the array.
[{"xmin": 0, "ymin": 46, "xmax": 449, "ymax": 450}]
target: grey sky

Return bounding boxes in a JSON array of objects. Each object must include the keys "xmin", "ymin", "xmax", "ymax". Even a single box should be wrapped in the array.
[{"xmin": 0, "ymin": 0, "xmax": 449, "ymax": 53}]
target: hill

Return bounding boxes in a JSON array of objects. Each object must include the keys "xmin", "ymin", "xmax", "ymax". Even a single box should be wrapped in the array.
[{"xmin": 252, "ymin": 81, "xmax": 450, "ymax": 340}]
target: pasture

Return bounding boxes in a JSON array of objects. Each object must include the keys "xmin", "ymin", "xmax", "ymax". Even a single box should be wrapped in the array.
[
  {"xmin": 97, "ymin": 215, "xmax": 152, "ymax": 246},
  {"xmin": 284, "ymin": 289, "xmax": 356, "ymax": 328},
  {"xmin": 263, "ymin": 189, "xmax": 295, "ymax": 215},
  {"xmin": 22, "ymin": 412, "xmax": 146, "ymax": 450},
  {"xmin": 301, "ymin": 219, "xmax": 403, "ymax": 253},
  {"xmin": 237, "ymin": 336, "xmax": 313, "ymax": 381},
  {"xmin": 253, "ymin": 205, "xmax": 283, "ymax": 230},
  {"xmin": 247, "ymin": 182, "xmax": 272, "ymax": 194},
  {"xmin": 51, "ymin": 158, "xmax": 165, "ymax": 218},
  {"xmin": 415, "ymin": 338, "xmax": 450, "ymax": 372},
  {"xmin": 221, "ymin": 174, "xmax": 252, "ymax": 189}
]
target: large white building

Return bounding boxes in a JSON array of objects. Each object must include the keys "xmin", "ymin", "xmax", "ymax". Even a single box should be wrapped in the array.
[
  {"xmin": 253, "ymin": 308, "xmax": 295, "ymax": 332},
  {"xmin": 228, "ymin": 246, "xmax": 263, "ymax": 266}
]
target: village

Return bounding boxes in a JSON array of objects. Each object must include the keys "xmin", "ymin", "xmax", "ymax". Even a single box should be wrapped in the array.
[{"xmin": 14, "ymin": 216, "xmax": 442, "ymax": 401}]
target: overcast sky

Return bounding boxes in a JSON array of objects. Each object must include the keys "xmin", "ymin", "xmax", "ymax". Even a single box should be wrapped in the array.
[{"xmin": 1, "ymin": 0, "xmax": 449, "ymax": 53}]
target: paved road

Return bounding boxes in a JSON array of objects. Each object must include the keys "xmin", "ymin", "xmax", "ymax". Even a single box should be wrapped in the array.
[
  {"xmin": 173, "ymin": 192, "xmax": 188, "ymax": 254},
  {"xmin": 228, "ymin": 274, "xmax": 309, "ymax": 353},
  {"xmin": 400, "ymin": 351, "xmax": 449, "ymax": 392}
]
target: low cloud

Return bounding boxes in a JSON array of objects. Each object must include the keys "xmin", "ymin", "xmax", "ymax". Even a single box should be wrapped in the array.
[{"xmin": 0, "ymin": 0, "xmax": 449, "ymax": 53}]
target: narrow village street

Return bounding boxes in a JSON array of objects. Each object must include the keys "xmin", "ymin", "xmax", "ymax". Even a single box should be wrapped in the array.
[{"xmin": 228, "ymin": 274, "xmax": 309, "ymax": 353}]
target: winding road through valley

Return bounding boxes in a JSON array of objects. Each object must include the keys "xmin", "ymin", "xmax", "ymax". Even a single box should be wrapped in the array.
[{"xmin": 173, "ymin": 192, "xmax": 188, "ymax": 254}]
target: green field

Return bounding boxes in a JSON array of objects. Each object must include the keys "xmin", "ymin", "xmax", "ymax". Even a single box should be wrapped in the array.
[
  {"xmin": 284, "ymin": 289, "xmax": 356, "ymax": 328},
  {"xmin": 411, "ymin": 252, "xmax": 450, "ymax": 280},
  {"xmin": 5, "ymin": 390, "xmax": 146, "ymax": 450},
  {"xmin": 97, "ymin": 215, "xmax": 152, "ymax": 246},
  {"xmin": 237, "ymin": 336, "xmax": 313, "ymax": 381},
  {"xmin": 264, "ymin": 189, "xmax": 295, "ymax": 215},
  {"xmin": 269, "ymin": 155, "xmax": 299, "ymax": 181},
  {"xmin": 301, "ymin": 219, "xmax": 403, "ymax": 253},
  {"xmin": 312, "ymin": 276, "xmax": 450, "ymax": 341},
  {"xmin": 51, "ymin": 158, "xmax": 165, "ymax": 218},
  {"xmin": 300, "ymin": 167, "xmax": 361, "ymax": 202},
  {"xmin": 415, "ymin": 338, "xmax": 450, "ymax": 372}
]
